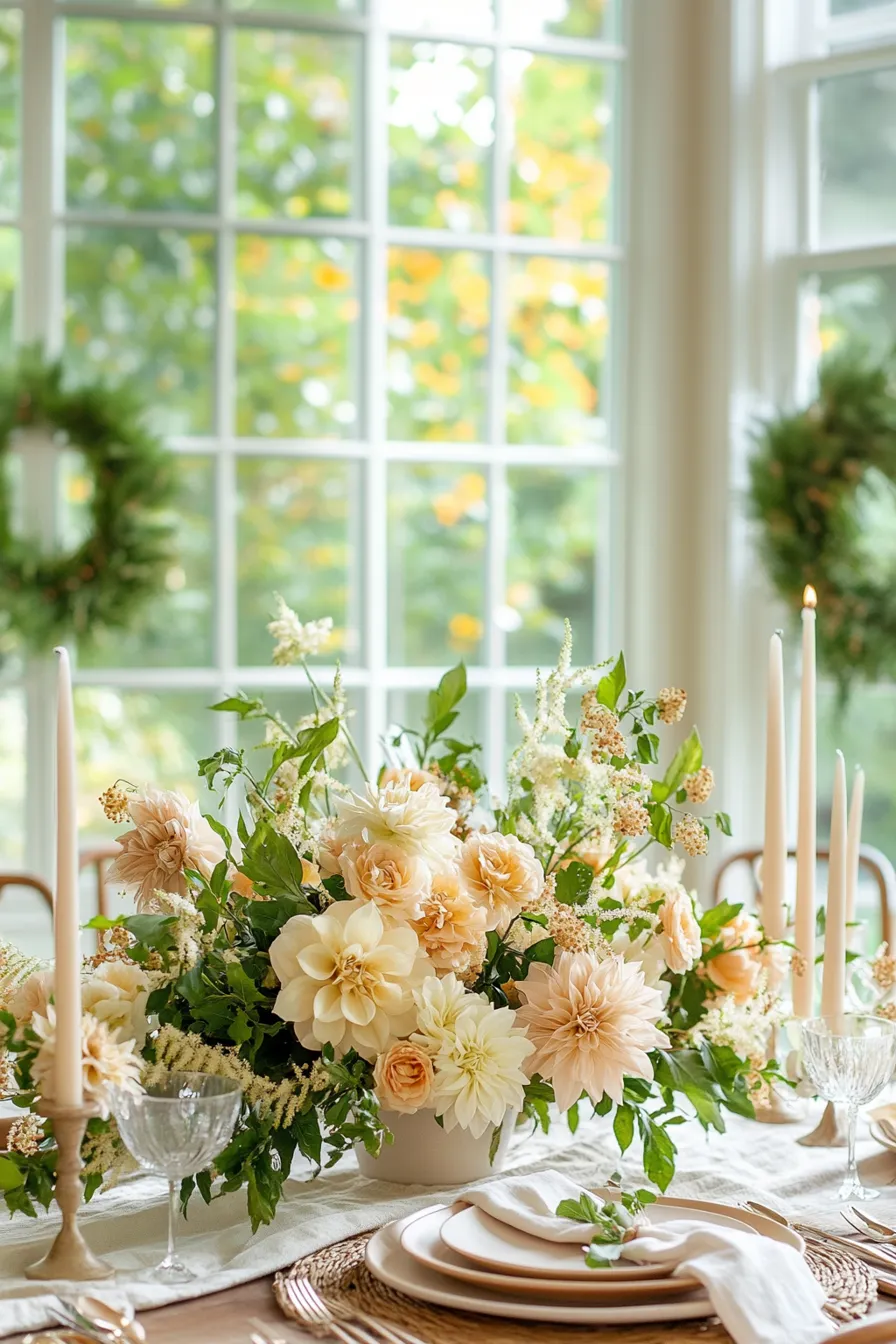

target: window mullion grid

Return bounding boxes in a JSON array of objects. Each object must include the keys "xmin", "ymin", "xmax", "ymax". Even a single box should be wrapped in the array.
[
  {"xmin": 363, "ymin": 0, "xmax": 388, "ymax": 770},
  {"xmin": 485, "ymin": 0, "xmax": 509, "ymax": 788},
  {"xmin": 215, "ymin": 17, "xmax": 239, "ymax": 827}
]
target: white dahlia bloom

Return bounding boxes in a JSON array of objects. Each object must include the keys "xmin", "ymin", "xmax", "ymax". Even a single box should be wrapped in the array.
[
  {"xmin": 431, "ymin": 1001, "xmax": 534, "ymax": 1137},
  {"xmin": 333, "ymin": 780, "xmax": 459, "ymax": 868},
  {"xmin": 411, "ymin": 973, "xmax": 479, "ymax": 1054}
]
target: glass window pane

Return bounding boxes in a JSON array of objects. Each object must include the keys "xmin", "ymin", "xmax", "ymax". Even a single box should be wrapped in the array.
[
  {"xmin": 506, "ymin": 466, "xmax": 600, "ymax": 665},
  {"xmin": 0, "ymin": 225, "xmax": 17, "ymax": 360},
  {"xmin": 65, "ymin": 227, "xmax": 217, "ymax": 437},
  {"xmin": 231, "ymin": 0, "xmax": 363, "ymax": 12},
  {"xmin": 75, "ymin": 688, "xmax": 221, "ymax": 846},
  {"xmin": 388, "ymin": 688, "xmax": 486, "ymax": 756},
  {"xmin": 0, "ymin": 10, "xmax": 20, "ymax": 213},
  {"xmin": 78, "ymin": 456, "xmax": 215, "ymax": 671},
  {"xmin": 818, "ymin": 68, "xmax": 896, "ymax": 247},
  {"xmin": 388, "ymin": 463, "xmax": 488, "ymax": 665},
  {"xmin": 66, "ymin": 21, "xmax": 216, "ymax": 213},
  {"xmin": 235, "ymin": 235, "xmax": 360, "ymax": 438},
  {"xmin": 506, "ymin": 52, "xmax": 614, "ymax": 242},
  {"xmin": 236, "ymin": 457, "xmax": 360, "ymax": 665},
  {"xmin": 830, "ymin": 0, "xmax": 894, "ymax": 14},
  {"xmin": 389, "ymin": 41, "xmax": 493, "ymax": 233},
  {"xmin": 385, "ymin": 0, "xmax": 493, "ymax": 32},
  {"xmin": 0, "ymin": 686, "xmax": 24, "ymax": 866},
  {"xmin": 506, "ymin": 0, "xmax": 617, "ymax": 40},
  {"xmin": 507, "ymin": 255, "xmax": 608, "ymax": 445},
  {"xmin": 804, "ymin": 266, "xmax": 896, "ymax": 362},
  {"xmin": 236, "ymin": 30, "xmax": 359, "ymax": 221},
  {"xmin": 387, "ymin": 247, "xmax": 490, "ymax": 441}
]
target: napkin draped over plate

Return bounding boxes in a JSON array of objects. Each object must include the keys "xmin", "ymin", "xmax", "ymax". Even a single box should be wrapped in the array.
[{"xmin": 464, "ymin": 1170, "xmax": 835, "ymax": 1344}]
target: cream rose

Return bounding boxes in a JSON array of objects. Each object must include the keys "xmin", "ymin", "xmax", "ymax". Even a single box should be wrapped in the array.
[
  {"xmin": 373, "ymin": 1041, "xmax": 435, "ymax": 1114},
  {"xmin": 8, "ymin": 968, "xmax": 54, "ymax": 1027},
  {"xmin": 339, "ymin": 840, "xmax": 431, "ymax": 920},
  {"xmin": 705, "ymin": 912, "xmax": 764, "ymax": 1004},
  {"xmin": 81, "ymin": 960, "xmax": 150, "ymax": 1048},
  {"xmin": 459, "ymin": 832, "xmax": 544, "ymax": 931},
  {"xmin": 380, "ymin": 766, "xmax": 444, "ymax": 794},
  {"xmin": 659, "ymin": 887, "xmax": 702, "ymax": 974}
]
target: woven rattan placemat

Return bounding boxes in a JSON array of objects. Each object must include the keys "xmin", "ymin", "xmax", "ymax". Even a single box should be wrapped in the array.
[{"xmin": 274, "ymin": 1226, "xmax": 876, "ymax": 1342}]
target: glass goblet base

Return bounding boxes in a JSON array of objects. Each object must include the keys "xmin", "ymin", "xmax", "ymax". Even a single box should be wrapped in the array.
[
  {"xmin": 835, "ymin": 1177, "xmax": 880, "ymax": 1202},
  {"xmin": 147, "ymin": 1253, "xmax": 196, "ymax": 1285}
]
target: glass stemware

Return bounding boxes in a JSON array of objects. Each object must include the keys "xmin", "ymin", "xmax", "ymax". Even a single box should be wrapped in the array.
[
  {"xmin": 801, "ymin": 1014, "xmax": 896, "ymax": 1201},
  {"xmin": 112, "ymin": 1072, "xmax": 242, "ymax": 1283}
]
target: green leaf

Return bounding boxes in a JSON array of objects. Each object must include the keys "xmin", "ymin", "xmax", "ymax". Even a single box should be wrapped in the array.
[
  {"xmin": 488, "ymin": 1120, "xmax": 504, "ymax": 1166},
  {"xmin": 0, "ymin": 1156, "xmax": 24, "ymax": 1190},
  {"xmin": 209, "ymin": 693, "xmax": 264, "ymax": 719},
  {"xmin": 239, "ymin": 825, "xmax": 317, "ymax": 906},
  {"xmin": 714, "ymin": 811, "xmax": 733, "ymax": 836},
  {"xmin": 646, "ymin": 801, "xmax": 673, "ymax": 848},
  {"xmin": 525, "ymin": 937, "xmax": 556, "ymax": 965},
  {"xmin": 567, "ymin": 1102, "xmax": 579, "ymax": 1134},
  {"xmin": 555, "ymin": 861, "xmax": 594, "ymax": 907},
  {"xmin": 699, "ymin": 900, "xmax": 742, "ymax": 941},
  {"xmin": 596, "ymin": 653, "xmax": 626, "ymax": 710},
  {"xmin": 613, "ymin": 1103, "xmax": 635, "ymax": 1154},
  {"xmin": 225, "ymin": 961, "xmax": 266, "ymax": 1006},
  {"xmin": 122, "ymin": 914, "xmax": 177, "ymax": 954},
  {"xmin": 556, "ymin": 1192, "xmax": 603, "ymax": 1224},
  {"xmin": 653, "ymin": 728, "xmax": 703, "ymax": 803},
  {"xmin": 427, "ymin": 663, "xmax": 467, "ymax": 726},
  {"xmin": 638, "ymin": 1113, "xmax": 677, "ymax": 1191}
]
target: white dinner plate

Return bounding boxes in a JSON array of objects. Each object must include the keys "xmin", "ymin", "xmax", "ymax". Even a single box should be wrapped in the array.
[
  {"xmin": 366, "ymin": 1213, "xmax": 715, "ymax": 1325},
  {"xmin": 440, "ymin": 1198, "xmax": 752, "ymax": 1282},
  {"xmin": 400, "ymin": 1204, "xmax": 702, "ymax": 1300}
]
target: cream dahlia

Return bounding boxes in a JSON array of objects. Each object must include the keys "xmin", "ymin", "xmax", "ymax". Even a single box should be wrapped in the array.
[
  {"xmin": 412, "ymin": 869, "xmax": 488, "ymax": 972},
  {"xmin": 269, "ymin": 899, "xmax": 430, "ymax": 1059},
  {"xmin": 459, "ymin": 831, "xmax": 544, "ymax": 931},
  {"xmin": 333, "ymin": 780, "xmax": 458, "ymax": 867},
  {"xmin": 31, "ymin": 1008, "xmax": 142, "ymax": 1119},
  {"xmin": 411, "ymin": 973, "xmax": 477, "ymax": 1054},
  {"xmin": 432, "ymin": 1001, "xmax": 534, "ymax": 1137},
  {"xmin": 339, "ymin": 840, "xmax": 431, "ymax": 920},
  {"xmin": 516, "ymin": 952, "xmax": 668, "ymax": 1110},
  {"xmin": 109, "ymin": 789, "xmax": 227, "ymax": 908}
]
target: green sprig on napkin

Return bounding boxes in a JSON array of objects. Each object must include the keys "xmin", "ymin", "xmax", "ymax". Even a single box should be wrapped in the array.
[{"xmin": 556, "ymin": 1189, "xmax": 657, "ymax": 1268}]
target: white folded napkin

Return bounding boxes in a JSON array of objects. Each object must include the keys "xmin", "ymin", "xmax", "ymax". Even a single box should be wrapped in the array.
[
  {"xmin": 464, "ymin": 1170, "xmax": 614, "ymax": 1242},
  {"xmin": 621, "ymin": 1218, "xmax": 834, "ymax": 1344},
  {"xmin": 464, "ymin": 1170, "xmax": 834, "ymax": 1344}
]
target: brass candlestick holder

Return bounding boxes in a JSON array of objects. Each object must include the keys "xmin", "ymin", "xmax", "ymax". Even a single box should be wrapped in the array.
[{"xmin": 25, "ymin": 1100, "xmax": 114, "ymax": 1282}]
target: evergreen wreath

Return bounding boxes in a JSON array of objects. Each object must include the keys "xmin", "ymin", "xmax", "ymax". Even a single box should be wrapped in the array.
[
  {"xmin": 0, "ymin": 347, "xmax": 175, "ymax": 654},
  {"xmin": 749, "ymin": 345, "xmax": 896, "ymax": 693}
]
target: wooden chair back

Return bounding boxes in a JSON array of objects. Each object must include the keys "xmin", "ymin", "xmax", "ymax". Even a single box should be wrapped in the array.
[
  {"xmin": 711, "ymin": 844, "xmax": 896, "ymax": 949},
  {"xmin": 0, "ymin": 845, "xmax": 121, "ymax": 950},
  {"xmin": 0, "ymin": 872, "xmax": 53, "ymax": 914}
]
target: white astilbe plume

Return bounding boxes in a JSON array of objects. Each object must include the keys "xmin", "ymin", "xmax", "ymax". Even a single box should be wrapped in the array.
[
  {"xmin": 0, "ymin": 940, "xmax": 44, "ymax": 1017},
  {"xmin": 268, "ymin": 596, "xmax": 334, "ymax": 665},
  {"xmin": 689, "ymin": 978, "xmax": 783, "ymax": 1062}
]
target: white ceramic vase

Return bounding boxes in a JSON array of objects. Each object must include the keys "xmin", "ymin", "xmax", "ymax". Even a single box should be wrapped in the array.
[{"xmin": 355, "ymin": 1108, "xmax": 516, "ymax": 1185}]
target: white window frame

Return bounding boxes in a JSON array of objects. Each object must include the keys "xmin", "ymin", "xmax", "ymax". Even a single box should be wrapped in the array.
[{"xmin": 7, "ymin": 0, "xmax": 628, "ymax": 881}]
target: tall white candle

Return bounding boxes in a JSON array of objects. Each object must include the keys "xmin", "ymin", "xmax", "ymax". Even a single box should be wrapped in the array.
[
  {"xmin": 821, "ymin": 750, "xmax": 848, "ymax": 1018},
  {"xmin": 846, "ymin": 766, "xmax": 865, "ymax": 949},
  {"xmin": 794, "ymin": 585, "xmax": 817, "ymax": 1019},
  {"xmin": 54, "ymin": 647, "xmax": 82, "ymax": 1107},
  {"xmin": 762, "ymin": 632, "xmax": 787, "ymax": 946}
]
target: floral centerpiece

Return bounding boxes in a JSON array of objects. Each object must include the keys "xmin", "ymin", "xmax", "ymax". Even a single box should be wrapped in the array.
[{"xmin": 0, "ymin": 605, "xmax": 784, "ymax": 1229}]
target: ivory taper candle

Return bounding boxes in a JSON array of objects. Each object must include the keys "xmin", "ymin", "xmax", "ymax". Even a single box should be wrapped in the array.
[
  {"xmin": 821, "ymin": 750, "xmax": 847, "ymax": 1017},
  {"xmin": 762, "ymin": 632, "xmax": 787, "ymax": 945},
  {"xmin": 53, "ymin": 647, "xmax": 82, "ymax": 1107},
  {"xmin": 846, "ymin": 766, "xmax": 865, "ymax": 949},
  {"xmin": 793, "ymin": 585, "xmax": 817, "ymax": 1019}
]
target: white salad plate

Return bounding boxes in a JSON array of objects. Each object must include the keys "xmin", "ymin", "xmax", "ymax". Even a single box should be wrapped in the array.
[
  {"xmin": 439, "ymin": 1199, "xmax": 750, "ymax": 1282},
  {"xmin": 399, "ymin": 1204, "xmax": 701, "ymax": 1301}
]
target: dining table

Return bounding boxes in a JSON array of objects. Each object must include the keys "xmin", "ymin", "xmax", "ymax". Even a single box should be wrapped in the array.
[{"xmin": 4, "ymin": 1103, "xmax": 896, "ymax": 1344}]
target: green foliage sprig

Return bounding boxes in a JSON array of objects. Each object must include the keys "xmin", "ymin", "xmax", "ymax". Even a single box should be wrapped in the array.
[
  {"xmin": 749, "ymin": 345, "xmax": 896, "ymax": 693},
  {"xmin": 0, "ymin": 346, "xmax": 175, "ymax": 653}
]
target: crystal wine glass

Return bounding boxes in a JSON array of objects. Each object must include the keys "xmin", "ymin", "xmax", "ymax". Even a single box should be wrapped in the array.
[
  {"xmin": 801, "ymin": 1014, "xmax": 896, "ymax": 1201},
  {"xmin": 112, "ymin": 1072, "xmax": 242, "ymax": 1282}
]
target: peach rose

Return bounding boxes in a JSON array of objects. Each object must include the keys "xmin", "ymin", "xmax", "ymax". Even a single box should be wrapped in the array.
[
  {"xmin": 705, "ymin": 911, "xmax": 764, "ymax": 1003},
  {"xmin": 340, "ymin": 840, "xmax": 431, "ymax": 920},
  {"xmin": 380, "ymin": 766, "xmax": 444, "ymax": 794},
  {"xmin": 412, "ymin": 869, "xmax": 488, "ymax": 972},
  {"xmin": 316, "ymin": 822, "xmax": 346, "ymax": 879},
  {"xmin": 659, "ymin": 887, "xmax": 702, "ymax": 974},
  {"xmin": 373, "ymin": 1041, "xmax": 435, "ymax": 1114},
  {"xmin": 460, "ymin": 832, "xmax": 544, "ymax": 931}
]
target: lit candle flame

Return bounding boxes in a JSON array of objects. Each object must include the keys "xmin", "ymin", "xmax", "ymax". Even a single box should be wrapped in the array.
[{"xmin": 802, "ymin": 584, "xmax": 817, "ymax": 610}]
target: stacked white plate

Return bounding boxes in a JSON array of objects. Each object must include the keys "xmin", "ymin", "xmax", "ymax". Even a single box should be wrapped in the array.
[{"xmin": 364, "ymin": 1191, "xmax": 805, "ymax": 1325}]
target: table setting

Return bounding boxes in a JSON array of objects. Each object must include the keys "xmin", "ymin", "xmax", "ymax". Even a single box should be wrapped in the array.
[{"xmin": 4, "ymin": 596, "xmax": 896, "ymax": 1343}]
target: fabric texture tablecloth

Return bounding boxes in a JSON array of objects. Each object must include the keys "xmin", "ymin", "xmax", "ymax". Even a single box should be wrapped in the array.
[{"xmin": 1, "ymin": 1103, "xmax": 894, "ymax": 1338}]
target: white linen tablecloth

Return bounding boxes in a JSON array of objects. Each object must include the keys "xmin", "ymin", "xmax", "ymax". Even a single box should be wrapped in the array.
[{"xmin": 0, "ymin": 1104, "xmax": 894, "ymax": 1338}]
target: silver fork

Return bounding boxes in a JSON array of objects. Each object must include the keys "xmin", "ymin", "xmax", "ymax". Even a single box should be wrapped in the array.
[
  {"xmin": 847, "ymin": 1206, "xmax": 896, "ymax": 1241},
  {"xmin": 287, "ymin": 1277, "xmax": 426, "ymax": 1344},
  {"xmin": 279, "ymin": 1284, "xmax": 373, "ymax": 1344}
]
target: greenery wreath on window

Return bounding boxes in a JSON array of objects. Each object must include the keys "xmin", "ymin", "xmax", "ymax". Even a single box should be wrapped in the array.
[
  {"xmin": 749, "ymin": 346, "xmax": 896, "ymax": 694},
  {"xmin": 0, "ymin": 347, "xmax": 175, "ymax": 655}
]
